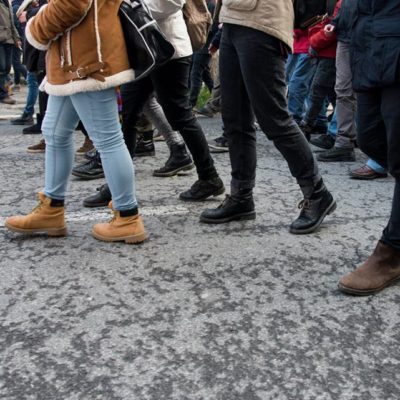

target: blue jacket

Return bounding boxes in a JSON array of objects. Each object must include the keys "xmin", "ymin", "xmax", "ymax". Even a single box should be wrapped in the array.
[
  {"xmin": 333, "ymin": 0, "xmax": 358, "ymax": 44},
  {"xmin": 351, "ymin": 0, "xmax": 400, "ymax": 91}
]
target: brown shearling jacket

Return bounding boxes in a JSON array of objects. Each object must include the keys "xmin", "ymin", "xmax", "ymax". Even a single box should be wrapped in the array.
[{"xmin": 26, "ymin": 0, "xmax": 134, "ymax": 96}]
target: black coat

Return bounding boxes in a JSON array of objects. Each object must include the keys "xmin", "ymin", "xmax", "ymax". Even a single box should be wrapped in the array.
[
  {"xmin": 351, "ymin": 0, "xmax": 400, "ymax": 91},
  {"xmin": 333, "ymin": 0, "xmax": 358, "ymax": 44},
  {"xmin": 23, "ymin": 1, "xmax": 46, "ymax": 72}
]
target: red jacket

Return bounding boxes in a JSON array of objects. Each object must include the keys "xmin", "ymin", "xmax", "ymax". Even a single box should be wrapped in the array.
[
  {"xmin": 308, "ymin": 0, "xmax": 342, "ymax": 59},
  {"xmin": 293, "ymin": 29, "xmax": 310, "ymax": 54}
]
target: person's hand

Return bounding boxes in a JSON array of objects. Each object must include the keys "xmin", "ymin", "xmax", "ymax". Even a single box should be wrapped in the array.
[
  {"xmin": 208, "ymin": 44, "xmax": 218, "ymax": 56},
  {"xmin": 324, "ymin": 24, "xmax": 336, "ymax": 37},
  {"xmin": 15, "ymin": 40, "xmax": 22, "ymax": 50},
  {"xmin": 18, "ymin": 11, "xmax": 27, "ymax": 24}
]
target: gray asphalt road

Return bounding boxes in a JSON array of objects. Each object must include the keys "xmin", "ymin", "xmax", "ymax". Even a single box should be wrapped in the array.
[{"xmin": 1, "ymin": 89, "xmax": 398, "ymax": 400}]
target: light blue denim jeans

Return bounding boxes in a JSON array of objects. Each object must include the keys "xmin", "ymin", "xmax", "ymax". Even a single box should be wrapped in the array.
[
  {"xmin": 42, "ymin": 88, "xmax": 136, "ymax": 211},
  {"xmin": 367, "ymin": 159, "xmax": 387, "ymax": 174}
]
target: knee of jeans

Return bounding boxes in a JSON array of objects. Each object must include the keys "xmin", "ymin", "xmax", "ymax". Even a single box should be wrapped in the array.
[{"xmin": 92, "ymin": 131, "xmax": 125, "ymax": 153}]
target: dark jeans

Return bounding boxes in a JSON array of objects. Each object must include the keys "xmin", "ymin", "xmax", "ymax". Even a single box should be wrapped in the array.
[
  {"xmin": 121, "ymin": 57, "xmax": 216, "ymax": 180},
  {"xmin": 357, "ymin": 86, "xmax": 400, "ymax": 250},
  {"xmin": 0, "ymin": 43, "xmax": 13, "ymax": 99},
  {"xmin": 12, "ymin": 46, "xmax": 27, "ymax": 84},
  {"xmin": 304, "ymin": 58, "xmax": 336, "ymax": 126},
  {"xmin": 189, "ymin": 52, "xmax": 213, "ymax": 107},
  {"xmin": 220, "ymin": 24, "xmax": 320, "ymax": 195}
]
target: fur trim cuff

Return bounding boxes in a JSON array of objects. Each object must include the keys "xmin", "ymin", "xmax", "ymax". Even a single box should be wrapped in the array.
[
  {"xmin": 25, "ymin": 18, "xmax": 50, "ymax": 51},
  {"xmin": 43, "ymin": 70, "xmax": 136, "ymax": 96}
]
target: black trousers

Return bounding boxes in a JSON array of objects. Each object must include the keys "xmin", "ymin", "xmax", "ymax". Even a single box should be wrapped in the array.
[
  {"xmin": 357, "ymin": 85, "xmax": 400, "ymax": 250},
  {"xmin": 121, "ymin": 57, "xmax": 216, "ymax": 180},
  {"xmin": 220, "ymin": 24, "xmax": 320, "ymax": 195}
]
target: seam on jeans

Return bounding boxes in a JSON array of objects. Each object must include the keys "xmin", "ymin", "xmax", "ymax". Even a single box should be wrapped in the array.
[{"xmin": 45, "ymin": 96, "xmax": 71, "ymax": 199}]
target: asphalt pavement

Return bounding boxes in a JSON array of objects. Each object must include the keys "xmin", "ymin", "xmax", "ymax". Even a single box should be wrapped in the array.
[{"xmin": 0, "ymin": 88, "xmax": 398, "ymax": 400}]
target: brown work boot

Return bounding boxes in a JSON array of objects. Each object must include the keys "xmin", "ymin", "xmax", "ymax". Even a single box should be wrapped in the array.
[
  {"xmin": 5, "ymin": 192, "xmax": 67, "ymax": 237},
  {"xmin": 338, "ymin": 241, "xmax": 400, "ymax": 295},
  {"xmin": 1, "ymin": 95, "xmax": 16, "ymax": 105},
  {"xmin": 76, "ymin": 136, "xmax": 94, "ymax": 155},
  {"xmin": 92, "ymin": 203, "xmax": 148, "ymax": 244}
]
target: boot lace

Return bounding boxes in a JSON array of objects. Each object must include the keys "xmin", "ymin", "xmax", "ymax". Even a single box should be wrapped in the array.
[
  {"xmin": 31, "ymin": 201, "xmax": 45, "ymax": 214},
  {"xmin": 298, "ymin": 199, "xmax": 311, "ymax": 210}
]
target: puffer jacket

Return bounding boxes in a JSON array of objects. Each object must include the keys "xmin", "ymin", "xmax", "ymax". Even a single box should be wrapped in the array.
[
  {"xmin": 146, "ymin": 0, "xmax": 192, "ymax": 59},
  {"xmin": 0, "ymin": 0, "xmax": 19, "ymax": 44},
  {"xmin": 216, "ymin": 0, "xmax": 294, "ymax": 49},
  {"xmin": 351, "ymin": 0, "xmax": 400, "ymax": 91},
  {"xmin": 25, "ymin": 0, "xmax": 134, "ymax": 96}
]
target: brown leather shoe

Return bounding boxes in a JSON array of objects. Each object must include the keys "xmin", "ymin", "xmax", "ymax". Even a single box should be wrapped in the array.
[
  {"xmin": 92, "ymin": 202, "xmax": 148, "ymax": 244},
  {"xmin": 350, "ymin": 165, "xmax": 388, "ymax": 180},
  {"xmin": 338, "ymin": 242, "xmax": 400, "ymax": 295}
]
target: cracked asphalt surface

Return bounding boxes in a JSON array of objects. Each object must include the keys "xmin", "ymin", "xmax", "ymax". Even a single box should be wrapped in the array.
[{"xmin": 0, "ymin": 89, "xmax": 399, "ymax": 400}]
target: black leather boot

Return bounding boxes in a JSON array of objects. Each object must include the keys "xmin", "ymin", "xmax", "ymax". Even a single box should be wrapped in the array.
[
  {"xmin": 153, "ymin": 143, "xmax": 194, "ymax": 177},
  {"xmin": 72, "ymin": 152, "xmax": 104, "ymax": 180},
  {"xmin": 179, "ymin": 176, "xmax": 225, "ymax": 201},
  {"xmin": 200, "ymin": 193, "xmax": 256, "ymax": 224},
  {"xmin": 290, "ymin": 180, "xmax": 336, "ymax": 234},
  {"xmin": 135, "ymin": 131, "xmax": 155, "ymax": 157},
  {"xmin": 23, "ymin": 114, "xmax": 43, "ymax": 134},
  {"xmin": 83, "ymin": 184, "xmax": 112, "ymax": 207}
]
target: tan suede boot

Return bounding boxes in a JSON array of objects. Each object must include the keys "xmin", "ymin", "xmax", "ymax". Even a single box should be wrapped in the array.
[
  {"xmin": 338, "ymin": 241, "xmax": 400, "ymax": 295},
  {"xmin": 92, "ymin": 203, "xmax": 148, "ymax": 244},
  {"xmin": 5, "ymin": 192, "xmax": 67, "ymax": 237}
]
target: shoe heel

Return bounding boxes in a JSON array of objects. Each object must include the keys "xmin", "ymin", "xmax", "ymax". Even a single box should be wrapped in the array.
[
  {"xmin": 124, "ymin": 232, "xmax": 148, "ymax": 244},
  {"xmin": 213, "ymin": 187, "xmax": 225, "ymax": 197},
  {"xmin": 238, "ymin": 212, "xmax": 256, "ymax": 221},
  {"xmin": 328, "ymin": 201, "xmax": 337, "ymax": 215},
  {"xmin": 47, "ymin": 227, "xmax": 68, "ymax": 237}
]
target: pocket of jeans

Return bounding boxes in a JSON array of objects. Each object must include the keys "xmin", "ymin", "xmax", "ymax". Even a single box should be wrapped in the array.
[{"xmin": 224, "ymin": 0, "xmax": 258, "ymax": 11}]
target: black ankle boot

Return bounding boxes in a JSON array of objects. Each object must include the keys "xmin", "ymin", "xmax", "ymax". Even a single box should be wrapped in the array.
[
  {"xmin": 153, "ymin": 143, "xmax": 194, "ymax": 177},
  {"xmin": 179, "ymin": 176, "xmax": 225, "ymax": 201},
  {"xmin": 290, "ymin": 180, "xmax": 336, "ymax": 234},
  {"xmin": 135, "ymin": 131, "xmax": 155, "ymax": 157},
  {"xmin": 200, "ymin": 193, "xmax": 256, "ymax": 223},
  {"xmin": 22, "ymin": 114, "xmax": 43, "ymax": 134},
  {"xmin": 72, "ymin": 152, "xmax": 104, "ymax": 180},
  {"xmin": 83, "ymin": 184, "xmax": 112, "ymax": 207}
]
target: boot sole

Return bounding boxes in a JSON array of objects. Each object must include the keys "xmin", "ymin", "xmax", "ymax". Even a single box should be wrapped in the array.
[
  {"xmin": 200, "ymin": 211, "xmax": 256, "ymax": 224},
  {"xmin": 91, "ymin": 230, "xmax": 148, "ymax": 244},
  {"xmin": 289, "ymin": 199, "xmax": 337, "ymax": 235},
  {"xmin": 71, "ymin": 172, "xmax": 105, "ymax": 180},
  {"xmin": 179, "ymin": 186, "xmax": 225, "ymax": 202},
  {"xmin": 4, "ymin": 222, "xmax": 67, "ymax": 237},
  {"xmin": 318, "ymin": 156, "xmax": 356, "ymax": 162},
  {"xmin": 153, "ymin": 162, "xmax": 194, "ymax": 177},
  {"xmin": 83, "ymin": 201, "xmax": 109, "ymax": 208},
  {"xmin": 338, "ymin": 275, "xmax": 400, "ymax": 296}
]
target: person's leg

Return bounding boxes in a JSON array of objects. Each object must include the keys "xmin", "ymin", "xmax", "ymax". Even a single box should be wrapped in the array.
[
  {"xmin": 339, "ymin": 85, "xmax": 400, "ymax": 295},
  {"xmin": 201, "ymin": 55, "xmax": 214, "ymax": 92},
  {"xmin": 24, "ymin": 72, "xmax": 39, "ymax": 115},
  {"xmin": 12, "ymin": 72, "xmax": 39, "ymax": 125},
  {"xmin": 151, "ymin": 57, "xmax": 218, "ymax": 181},
  {"xmin": 189, "ymin": 52, "xmax": 211, "ymax": 107},
  {"xmin": 303, "ymin": 58, "xmax": 337, "ymax": 127},
  {"xmin": 42, "ymin": 95, "xmax": 80, "ymax": 200},
  {"xmin": 71, "ymin": 88, "xmax": 136, "ymax": 211},
  {"xmin": 12, "ymin": 46, "xmax": 27, "ymax": 85},
  {"xmin": 120, "ymin": 78, "xmax": 154, "ymax": 158},
  {"xmin": 356, "ymin": 90, "xmax": 387, "ymax": 169},
  {"xmin": 380, "ymin": 84, "xmax": 400, "ymax": 251},
  {"xmin": 287, "ymin": 53, "xmax": 317, "ymax": 123},
  {"xmin": 143, "ymin": 95, "xmax": 184, "ymax": 148},
  {"xmin": 0, "ymin": 44, "xmax": 14, "ymax": 102},
  {"xmin": 334, "ymin": 42, "xmax": 357, "ymax": 149},
  {"xmin": 367, "ymin": 159, "xmax": 387, "ymax": 174},
  {"xmin": 201, "ymin": 25, "xmax": 335, "ymax": 232}
]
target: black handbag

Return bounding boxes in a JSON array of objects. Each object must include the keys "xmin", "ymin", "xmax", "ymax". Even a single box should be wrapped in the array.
[{"xmin": 119, "ymin": 0, "xmax": 175, "ymax": 80}]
